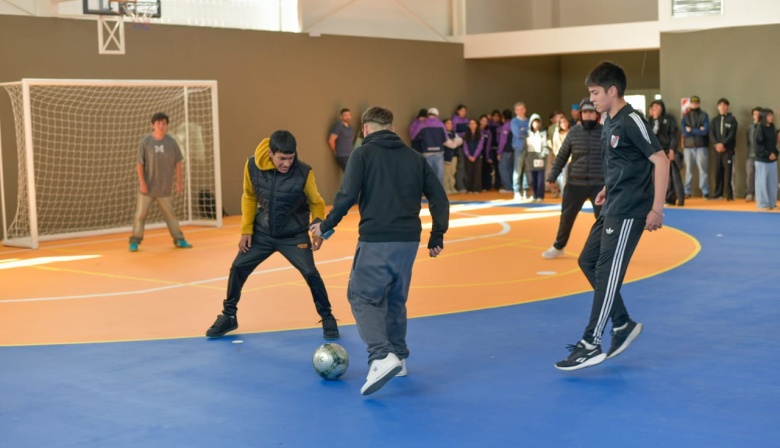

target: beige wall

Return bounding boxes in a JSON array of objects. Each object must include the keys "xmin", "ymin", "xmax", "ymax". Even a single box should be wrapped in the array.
[
  {"xmin": 0, "ymin": 15, "xmax": 562, "ymax": 240},
  {"xmin": 660, "ymin": 24, "xmax": 779, "ymax": 198},
  {"xmin": 560, "ymin": 50, "xmax": 660, "ymax": 114}
]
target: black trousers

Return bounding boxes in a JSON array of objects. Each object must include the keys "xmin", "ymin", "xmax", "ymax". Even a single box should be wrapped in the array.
[
  {"xmin": 579, "ymin": 215, "xmax": 645, "ymax": 346},
  {"xmin": 553, "ymin": 184, "xmax": 603, "ymax": 250},
  {"xmin": 336, "ymin": 156, "xmax": 350, "ymax": 171},
  {"xmin": 222, "ymin": 232, "xmax": 332, "ymax": 318},
  {"xmin": 666, "ymin": 153, "xmax": 685, "ymax": 206},
  {"xmin": 464, "ymin": 157, "xmax": 483, "ymax": 192},
  {"xmin": 713, "ymin": 150, "xmax": 735, "ymax": 200}
]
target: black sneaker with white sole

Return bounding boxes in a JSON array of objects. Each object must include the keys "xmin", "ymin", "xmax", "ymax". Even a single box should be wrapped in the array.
[
  {"xmin": 206, "ymin": 314, "xmax": 238, "ymax": 338},
  {"xmin": 320, "ymin": 315, "xmax": 340, "ymax": 340},
  {"xmin": 554, "ymin": 340, "xmax": 607, "ymax": 371},
  {"xmin": 607, "ymin": 321, "xmax": 643, "ymax": 359}
]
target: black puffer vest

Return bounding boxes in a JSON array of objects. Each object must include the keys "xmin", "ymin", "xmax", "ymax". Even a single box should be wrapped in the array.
[{"xmin": 248, "ymin": 156, "xmax": 311, "ymax": 238}]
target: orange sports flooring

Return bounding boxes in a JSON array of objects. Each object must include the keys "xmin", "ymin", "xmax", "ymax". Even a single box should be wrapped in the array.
[{"xmin": 2, "ymin": 193, "xmax": 764, "ymax": 347}]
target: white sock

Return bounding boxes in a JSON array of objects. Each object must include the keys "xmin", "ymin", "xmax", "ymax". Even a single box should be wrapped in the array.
[{"xmin": 580, "ymin": 340, "xmax": 596, "ymax": 350}]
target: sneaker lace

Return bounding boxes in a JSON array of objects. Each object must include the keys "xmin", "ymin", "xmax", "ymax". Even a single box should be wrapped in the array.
[{"xmin": 565, "ymin": 343, "xmax": 580, "ymax": 352}]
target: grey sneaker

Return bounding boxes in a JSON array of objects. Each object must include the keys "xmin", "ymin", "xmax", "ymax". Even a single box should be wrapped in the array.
[{"xmin": 542, "ymin": 246, "xmax": 564, "ymax": 259}]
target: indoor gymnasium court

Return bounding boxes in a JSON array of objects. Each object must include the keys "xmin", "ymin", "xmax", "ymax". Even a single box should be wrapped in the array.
[{"xmin": 1, "ymin": 1, "xmax": 779, "ymax": 447}]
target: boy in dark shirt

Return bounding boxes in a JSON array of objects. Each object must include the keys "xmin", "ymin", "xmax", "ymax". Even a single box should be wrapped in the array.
[{"xmin": 555, "ymin": 62, "xmax": 670, "ymax": 371}]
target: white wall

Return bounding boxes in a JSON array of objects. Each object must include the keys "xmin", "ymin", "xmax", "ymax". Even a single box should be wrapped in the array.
[
  {"xmin": 301, "ymin": 0, "xmax": 455, "ymax": 42},
  {"xmin": 0, "ymin": 0, "xmax": 53, "ymax": 16},
  {"xmin": 463, "ymin": 0, "xmax": 780, "ymax": 58}
]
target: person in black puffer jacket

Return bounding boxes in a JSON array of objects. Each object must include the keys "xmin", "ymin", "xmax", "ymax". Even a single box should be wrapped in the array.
[{"xmin": 542, "ymin": 99, "xmax": 604, "ymax": 259}]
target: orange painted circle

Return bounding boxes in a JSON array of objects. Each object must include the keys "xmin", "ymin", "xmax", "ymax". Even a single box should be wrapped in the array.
[{"xmin": 0, "ymin": 201, "xmax": 699, "ymax": 346}]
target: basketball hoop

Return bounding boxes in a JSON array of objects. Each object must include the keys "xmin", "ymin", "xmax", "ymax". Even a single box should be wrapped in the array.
[{"xmin": 109, "ymin": 0, "xmax": 158, "ymax": 30}]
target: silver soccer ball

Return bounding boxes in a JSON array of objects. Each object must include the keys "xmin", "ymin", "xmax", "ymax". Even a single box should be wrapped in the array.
[{"xmin": 312, "ymin": 343, "xmax": 349, "ymax": 380}]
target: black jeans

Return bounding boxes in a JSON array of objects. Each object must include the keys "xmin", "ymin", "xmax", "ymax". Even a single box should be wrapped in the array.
[
  {"xmin": 553, "ymin": 184, "xmax": 603, "ymax": 250},
  {"xmin": 579, "ymin": 215, "xmax": 645, "ymax": 345},
  {"xmin": 222, "ymin": 232, "xmax": 332, "ymax": 318},
  {"xmin": 713, "ymin": 150, "xmax": 734, "ymax": 200}
]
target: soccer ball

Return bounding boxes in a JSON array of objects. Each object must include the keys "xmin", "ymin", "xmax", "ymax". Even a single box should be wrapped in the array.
[{"xmin": 312, "ymin": 343, "xmax": 349, "ymax": 380}]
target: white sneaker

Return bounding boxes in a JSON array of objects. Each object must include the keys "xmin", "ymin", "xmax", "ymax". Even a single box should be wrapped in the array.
[
  {"xmin": 360, "ymin": 353, "xmax": 403, "ymax": 396},
  {"xmin": 499, "ymin": 188, "xmax": 511, "ymax": 193},
  {"xmin": 541, "ymin": 246, "xmax": 564, "ymax": 259},
  {"xmin": 396, "ymin": 359, "xmax": 407, "ymax": 377},
  {"xmin": 513, "ymin": 193, "xmax": 522, "ymax": 201}
]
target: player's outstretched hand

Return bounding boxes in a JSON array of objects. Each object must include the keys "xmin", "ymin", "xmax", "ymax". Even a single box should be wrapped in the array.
[
  {"xmin": 238, "ymin": 234, "xmax": 252, "ymax": 253},
  {"xmin": 311, "ymin": 236, "xmax": 323, "ymax": 251},
  {"xmin": 429, "ymin": 246, "xmax": 443, "ymax": 258}
]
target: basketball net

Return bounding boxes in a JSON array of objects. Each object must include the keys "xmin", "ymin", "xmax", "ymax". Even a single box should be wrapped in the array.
[{"xmin": 111, "ymin": 0, "xmax": 154, "ymax": 31}]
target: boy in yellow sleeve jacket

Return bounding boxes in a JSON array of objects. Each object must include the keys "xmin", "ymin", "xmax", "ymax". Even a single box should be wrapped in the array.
[{"xmin": 206, "ymin": 130, "xmax": 339, "ymax": 340}]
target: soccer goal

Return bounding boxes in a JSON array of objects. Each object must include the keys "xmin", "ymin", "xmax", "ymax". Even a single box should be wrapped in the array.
[{"xmin": 0, "ymin": 79, "xmax": 222, "ymax": 249}]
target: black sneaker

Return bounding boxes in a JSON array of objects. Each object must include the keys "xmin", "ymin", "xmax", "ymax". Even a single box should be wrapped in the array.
[
  {"xmin": 554, "ymin": 340, "xmax": 607, "ymax": 371},
  {"xmin": 320, "ymin": 315, "xmax": 340, "ymax": 340},
  {"xmin": 607, "ymin": 321, "xmax": 643, "ymax": 359},
  {"xmin": 206, "ymin": 314, "xmax": 238, "ymax": 338}
]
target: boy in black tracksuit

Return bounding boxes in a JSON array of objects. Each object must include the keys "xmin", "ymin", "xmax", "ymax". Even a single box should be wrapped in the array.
[
  {"xmin": 711, "ymin": 98, "xmax": 738, "ymax": 200},
  {"xmin": 648, "ymin": 100, "xmax": 684, "ymax": 206},
  {"xmin": 555, "ymin": 62, "xmax": 669, "ymax": 371}
]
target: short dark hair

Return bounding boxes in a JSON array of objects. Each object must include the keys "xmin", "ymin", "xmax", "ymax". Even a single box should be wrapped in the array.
[
  {"xmin": 752, "ymin": 106, "xmax": 763, "ymax": 114},
  {"xmin": 269, "ymin": 130, "xmax": 297, "ymax": 154},
  {"xmin": 585, "ymin": 61, "xmax": 627, "ymax": 97},
  {"xmin": 151, "ymin": 112, "xmax": 169, "ymax": 124},
  {"xmin": 717, "ymin": 98, "xmax": 730, "ymax": 106},
  {"xmin": 455, "ymin": 104, "xmax": 467, "ymax": 113},
  {"xmin": 502, "ymin": 109, "xmax": 513, "ymax": 120},
  {"xmin": 760, "ymin": 108, "xmax": 774, "ymax": 124},
  {"xmin": 340, "ymin": 108, "xmax": 350, "ymax": 115},
  {"xmin": 417, "ymin": 108, "xmax": 428, "ymax": 118},
  {"xmin": 362, "ymin": 106, "xmax": 394, "ymax": 127}
]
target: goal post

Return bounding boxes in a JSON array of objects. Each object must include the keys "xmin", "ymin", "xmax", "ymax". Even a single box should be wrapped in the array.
[{"xmin": 0, "ymin": 79, "xmax": 222, "ymax": 249}]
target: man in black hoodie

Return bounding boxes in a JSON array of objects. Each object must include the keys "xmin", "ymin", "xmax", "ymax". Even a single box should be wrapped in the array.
[
  {"xmin": 711, "ymin": 98, "xmax": 738, "ymax": 200},
  {"xmin": 311, "ymin": 106, "xmax": 449, "ymax": 396},
  {"xmin": 648, "ymin": 100, "xmax": 684, "ymax": 206}
]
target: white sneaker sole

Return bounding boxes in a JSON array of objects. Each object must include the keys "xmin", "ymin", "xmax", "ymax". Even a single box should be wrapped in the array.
[
  {"xmin": 361, "ymin": 364, "xmax": 403, "ymax": 395},
  {"xmin": 554, "ymin": 352, "xmax": 607, "ymax": 371},
  {"xmin": 607, "ymin": 323, "xmax": 643, "ymax": 359}
]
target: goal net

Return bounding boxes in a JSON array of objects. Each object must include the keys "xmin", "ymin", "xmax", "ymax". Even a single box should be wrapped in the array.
[{"xmin": 0, "ymin": 79, "xmax": 222, "ymax": 248}]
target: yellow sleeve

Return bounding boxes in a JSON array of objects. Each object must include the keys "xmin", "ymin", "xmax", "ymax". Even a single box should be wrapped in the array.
[
  {"xmin": 240, "ymin": 160, "xmax": 257, "ymax": 234},
  {"xmin": 304, "ymin": 170, "xmax": 326, "ymax": 222}
]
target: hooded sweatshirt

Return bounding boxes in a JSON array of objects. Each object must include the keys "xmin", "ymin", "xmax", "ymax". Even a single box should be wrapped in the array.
[
  {"xmin": 240, "ymin": 138, "xmax": 325, "ymax": 236},
  {"xmin": 321, "ymin": 129, "xmax": 449, "ymax": 248},
  {"xmin": 526, "ymin": 114, "xmax": 549, "ymax": 170},
  {"xmin": 648, "ymin": 100, "xmax": 678, "ymax": 151}
]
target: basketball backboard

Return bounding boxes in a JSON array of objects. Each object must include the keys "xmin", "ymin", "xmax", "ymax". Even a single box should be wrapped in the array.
[{"xmin": 83, "ymin": 0, "xmax": 161, "ymax": 19}]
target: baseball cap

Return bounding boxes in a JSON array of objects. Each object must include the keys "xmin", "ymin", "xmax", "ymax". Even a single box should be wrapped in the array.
[
  {"xmin": 690, "ymin": 95, "xmax": 701, "ymax": 103},
  {"xmin": 571, "ymin": 103, "xmax": 579, "ymax": 110},
  {"xmin": 579, "ymin": 99, "xmax": 596, "ymax": 112},
  {"xmin": 427, "ymin": 107, "xmax": 439, "ymax": 116}
]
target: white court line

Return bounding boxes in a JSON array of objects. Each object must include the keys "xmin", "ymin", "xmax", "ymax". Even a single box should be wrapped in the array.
[{"xmin": 0, "ymin": 207, "xmax": 538, "ymax": 303}]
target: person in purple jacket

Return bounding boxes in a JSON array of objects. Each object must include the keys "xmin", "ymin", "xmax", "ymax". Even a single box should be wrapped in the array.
[
  {"xmin": 409, "ymin": 107, "xmax": 451, "ymax": 185},
  {"xmin": 479, "ymin": 115, "xmax": 494, "ymax": 191},
  {"xmin": 409, "ymin": 108, "xmax": 428, "ymax": 154},
  {"xmin": 496, "ymin": 109, "xmax": 514, "ymax": 193},
  {"xmin": 463, "ymin": 118, "xmax": 484, "ymax": 193},
  {"xmin": 452, "ymin": 104, "xmax": 469, "ymax": 137}
]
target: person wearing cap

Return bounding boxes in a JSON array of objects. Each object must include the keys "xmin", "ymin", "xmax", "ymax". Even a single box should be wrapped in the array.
[
  {"xmin": 648, "ymin": 99, "xmax": 684, "ymax": 206},
  {"xmin": 570, "ymin": 103, "xmax": 581, "ymax": 125},
  {"xmin": 710, "ymin": 98, "xmax": 738, "ymax": 201},
  {"xmin": 542, "ymin": 99, "xmax": 604, "ymax": 259},
  {"xmin": 682, "ymin": 95, "xmax": 711, "ymax": 199},
  {"xmin": 409, "ymin": 107, "xmax": 451, "ymax": 185}
]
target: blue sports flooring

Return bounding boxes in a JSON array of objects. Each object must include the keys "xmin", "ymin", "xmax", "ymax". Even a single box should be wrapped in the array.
[{"xmin": 1, "ymin": 209, "xmax": 778, "ymax": 447}]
